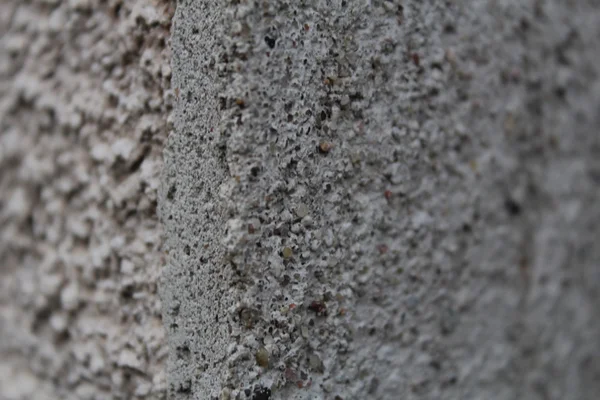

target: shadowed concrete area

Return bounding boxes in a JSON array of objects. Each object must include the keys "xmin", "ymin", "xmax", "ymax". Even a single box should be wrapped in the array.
[{"xmin": 161, "ymin": 1, "xmax": 599, "ymax": 399}]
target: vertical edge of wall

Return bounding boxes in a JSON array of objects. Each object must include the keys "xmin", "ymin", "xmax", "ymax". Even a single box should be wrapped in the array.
[{"xmin": 160, "ymin": 0, "xmax": 233, "ymax": 398}]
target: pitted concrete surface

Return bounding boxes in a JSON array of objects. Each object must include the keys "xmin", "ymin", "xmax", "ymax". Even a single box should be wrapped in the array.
[
  {"xmin": 2, "ymin": 1, "xmax": 599, "ymax": 400},
  {"xmin": 161, "ymin": 1, "xmax": 600, "ymax": 399}
]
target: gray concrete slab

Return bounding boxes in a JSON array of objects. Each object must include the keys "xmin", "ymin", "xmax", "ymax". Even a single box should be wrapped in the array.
[{"xmin": 161, "ymin": 0, "xmax": 600, "ymax": 399}]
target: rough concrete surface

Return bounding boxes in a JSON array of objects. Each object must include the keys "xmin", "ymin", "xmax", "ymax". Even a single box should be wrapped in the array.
[
  {"xmin": 161, "ymin": 1, "xmax": 600, "ymax": 400},
  {"xmin": 1, "ymin": 1, "xmax": 175, "ymax": 399},
  {"xmin": 1, "ymin": 0, "xmax": 599, "ymax": 400}
]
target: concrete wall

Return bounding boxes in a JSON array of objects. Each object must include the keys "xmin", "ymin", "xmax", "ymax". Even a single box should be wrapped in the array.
[
  {"xmin": 1, "ymin": 1, "xmax": 174, "ymax": 399},
  {"xmin": 2, "ymin": 1, "xmax": 600, "ymax": 400},
  {"xmin": 162, "ymin": 1, "xmax": 600, "ymax": 399}
]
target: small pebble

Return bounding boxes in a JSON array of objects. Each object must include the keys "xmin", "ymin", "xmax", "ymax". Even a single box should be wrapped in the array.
[
  {"xmin": 308, "ymin": 301, "xmax": 327, "ymax": 315},
  {"xmin": 220, "ymin": 388, "xmax": 231, "ymax": 400},
  {"xmin": 240, "ymin": 308, "xmax": 259, "ymax": 328},
  {"xmin": 308, "ymin": 354, "xmax": 325, "ymax": 373},
  {"xmin": 318, "ymin": 141, "xmax": 333, "ymax": 153},
  {"xmin": 282, "ymin": 247, "xmax": 293, "ymax": 259},
  {"xmin": 255, "ymin": 347, "xmax": 269, "ymax": 368},
  {"xmin": 296, "ymin": 203, "xmax": 309, "ymax": 218},
  {"xmin": 301, "ymin": 326, "xmax": 309, "ymax": 338}
]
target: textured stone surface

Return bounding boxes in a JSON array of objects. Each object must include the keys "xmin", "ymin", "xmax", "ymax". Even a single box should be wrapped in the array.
[
  {"xmin": 162, "ymin": 1, "xmax": 600, "ymax": 399},
  {"xmin": 2, "ymin": 0, "xmax": 600, "ymax": 399},
  {"xmin": 0, "ymin": 1, "xmax": 174, "ymax": 399}
]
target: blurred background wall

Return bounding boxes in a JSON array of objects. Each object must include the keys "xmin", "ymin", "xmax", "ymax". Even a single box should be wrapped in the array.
[{"xmin": 1, "ymin": 1, "xmax": 174, "ymax": 399}]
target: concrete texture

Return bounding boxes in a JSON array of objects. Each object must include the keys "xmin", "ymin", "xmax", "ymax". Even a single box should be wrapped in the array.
[
  {"xmin": 0, "ymin": 1, "xmax": 174, "ymax": 399},
  {"xmin": 2, "ymin": 0, "xmax": 599, "ymax": 400},
  {"xmin": 161, "ymin": 1, "xmax": 600, "ymax": 399}
]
